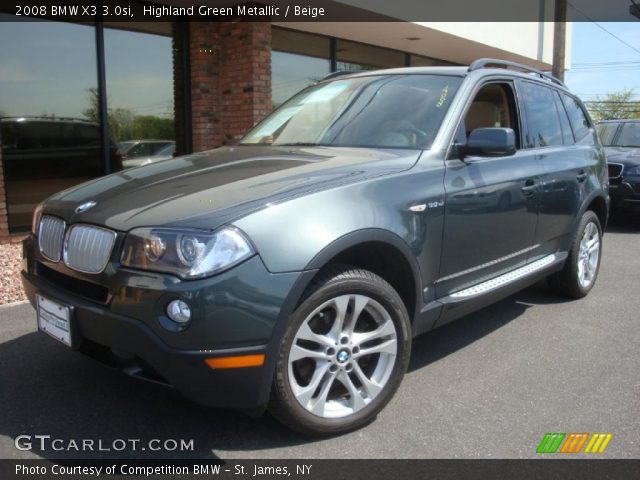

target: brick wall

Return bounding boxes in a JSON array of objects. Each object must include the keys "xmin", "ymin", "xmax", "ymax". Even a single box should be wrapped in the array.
[
  {"xmin": 0, "ymin": 139, "xmax": 9, "ymax": 244},
  {"xmin": 189, "ymin": 22, "xmax": 272, "ymax": 152}
]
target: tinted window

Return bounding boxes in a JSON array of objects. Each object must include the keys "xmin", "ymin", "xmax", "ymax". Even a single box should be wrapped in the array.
[
  {"xmin": 554, "ymin": 92, "xmax": 574, "ymax": 145},
  {"xmin": 561, "ymin": 94, "xmax": 592, "ymax": 142},
  {"xmin": 596, "ymin": 122, "xmax": 621, "ymax": 146},
  {"xmin": 617, "ymin": 123, "xmax": 640, "ymax": 147},
  {"xmin": 520, "ymin": 82, "xmax": 564, "ymax": 148},
  {"xmin": 242, "ymin": 75, "xmax": 461, "ymax": 149}
]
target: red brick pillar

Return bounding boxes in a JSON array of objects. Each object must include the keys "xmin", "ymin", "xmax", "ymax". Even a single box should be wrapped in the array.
[
  {"xmin": 219, "ymin": 22, "xmax": 272, "ymax": 144},
  {"xmin": 0, "ymin": 146, "xmax": 10, "ymax": 244},
  {"xmin": 188, "ymin": 22, "xmax": 271, "ymax": 152}
]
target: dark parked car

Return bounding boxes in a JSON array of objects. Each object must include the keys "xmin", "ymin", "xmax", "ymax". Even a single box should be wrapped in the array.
[
  {"xmin": 0, "ymin": 117, "xmax": 122, "ymax": 231},
  {"xmin": 597, "ymin": 119, "xmax": 640, "ymax": 211},
  {"xmin": 117, "ymin": 140, "xmax": 174, "ymax": 163},
  {"xmin": 122, "ymin": 143, "xmax": 176, "ymax": 169},
  {"xmin": 22, "ymin": 59, "xmax": 608, "ymax": 436}
]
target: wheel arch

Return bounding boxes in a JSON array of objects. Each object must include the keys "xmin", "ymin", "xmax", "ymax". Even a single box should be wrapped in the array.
[
  {"xmin": 302, "ymin": 229, "xmax": 423, "ymax": 322},
  {"xmin": 580, "ymin": 191, "xmax": 609, "ymax": 231}
]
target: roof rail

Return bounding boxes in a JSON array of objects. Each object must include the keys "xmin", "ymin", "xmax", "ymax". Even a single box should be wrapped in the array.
[
  {"xmin": 468, "ymin": 58, "xmax": 565, "ymax": 87},
  {"xmin": 320, "ymin": 70, "xmax": 363, "ymax": 82}
]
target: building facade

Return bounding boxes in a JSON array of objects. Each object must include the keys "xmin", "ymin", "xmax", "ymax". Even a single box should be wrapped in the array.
[{"xmin": 0, "ymin": 9, "xmax": 565, "ymax": 242}]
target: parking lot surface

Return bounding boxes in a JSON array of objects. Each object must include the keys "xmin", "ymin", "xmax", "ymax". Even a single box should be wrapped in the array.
[{"xmin": 1, "ymin": 213, "xmax": 638, "ymax": 460}]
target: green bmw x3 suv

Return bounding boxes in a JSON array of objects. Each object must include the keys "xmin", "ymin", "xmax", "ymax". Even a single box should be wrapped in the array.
[{"xmin": 22, "ymin": 59, "xmax": 609, "ymax": 435}]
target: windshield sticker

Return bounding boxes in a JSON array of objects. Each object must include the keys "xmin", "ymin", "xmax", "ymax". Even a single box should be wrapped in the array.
[{"xmin": 436, "ymin": 85, "xmax": 450, "ymax": 108}]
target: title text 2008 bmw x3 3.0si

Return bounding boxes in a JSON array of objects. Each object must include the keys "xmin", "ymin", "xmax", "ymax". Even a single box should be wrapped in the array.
[{"xmin": 22, "ymin": 59, "xmax": 609, "ymax": 436}]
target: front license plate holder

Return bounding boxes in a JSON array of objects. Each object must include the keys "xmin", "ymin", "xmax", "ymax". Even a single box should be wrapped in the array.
[{"xmin": 36, "ymin": 294, "xmax": 75, "ymax": 348}]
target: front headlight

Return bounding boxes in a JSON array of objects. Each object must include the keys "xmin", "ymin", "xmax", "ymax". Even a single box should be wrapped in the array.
[
  {"xmin": 32, "ymin": 203, "xmax": 44, "ymax": 235},
  {"xmin": 121, "ymin": 226, "xmax": 255, "ymax": 279},
  {"xmin": 625, "ymin": 165, "xmax": 640, "ymax": 176}
]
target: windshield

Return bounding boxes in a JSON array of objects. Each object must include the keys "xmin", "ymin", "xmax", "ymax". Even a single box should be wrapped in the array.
[
  {"xmin": 597, "ymin": 121, "xmax": 640, "ymax": 147},
  {"xmin": 241, "ymin": 74, "xmax": 462, "ymax": 149}
]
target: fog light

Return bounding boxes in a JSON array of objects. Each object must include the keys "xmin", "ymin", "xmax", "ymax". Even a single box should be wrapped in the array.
[{"xmin": 166, "ymin": 300, "xmax": 191, "ymax": 324}]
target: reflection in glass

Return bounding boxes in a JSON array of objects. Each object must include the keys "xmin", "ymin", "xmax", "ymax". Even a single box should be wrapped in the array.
[
  {"xmin": 272, "ymin": 52, "xmax": 331, "ymax": 108},
  {"xmin": 104, "ymin": 26, "xmax": 175, "ymax": 169},
  {"xmin": 0, "ymin": 16, "xmax": 102, "ymax": 232},
  {"xmin": 271, "ymin": 29, "xmax": 331, "ymax": 109},
  {"xmin": 410, "ymin": 55, "xmax": 458, "ymax": 67},
  {"xmin": 336, "ymin": 39, "xmax": 404, "ymax": 71}
]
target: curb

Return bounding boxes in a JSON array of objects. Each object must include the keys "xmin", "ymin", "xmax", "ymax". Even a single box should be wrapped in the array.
[{"xmin": 0, "ymin": 300, "xmax": 29, "ymax": 310}]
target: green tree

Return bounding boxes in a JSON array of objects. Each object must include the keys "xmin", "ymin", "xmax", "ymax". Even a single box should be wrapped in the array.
[
  {"xmin": 83, "ymin": 88, "xmax": 174, "ymax": 143},
  {"xmin": 586, "ymin": 89, "xmax": 640, "ymax": 122}
]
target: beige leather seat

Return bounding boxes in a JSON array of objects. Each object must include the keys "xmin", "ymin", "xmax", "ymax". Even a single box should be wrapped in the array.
[{"xmin": 466, "ymin": 101, "xmax": 500, "ymax": 136}]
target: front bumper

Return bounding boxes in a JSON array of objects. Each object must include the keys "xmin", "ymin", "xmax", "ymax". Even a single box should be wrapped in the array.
[{"xmin": 22, "ymin": 235, "xmax": 311, "ymax": 409}]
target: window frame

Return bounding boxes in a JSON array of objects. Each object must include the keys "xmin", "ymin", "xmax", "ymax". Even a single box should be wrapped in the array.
[
  {"xmin": 516, "ymin": 79, "xmax": 569, "ymax": 150},
  {"xmin": 447, "ymin": 78, "xmax": 524, "ymax": 160}
]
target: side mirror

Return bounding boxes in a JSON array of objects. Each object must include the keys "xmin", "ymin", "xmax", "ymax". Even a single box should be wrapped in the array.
[{"xmin": 459, "ymin": 127, "xmax": 516, "ymax": 159}]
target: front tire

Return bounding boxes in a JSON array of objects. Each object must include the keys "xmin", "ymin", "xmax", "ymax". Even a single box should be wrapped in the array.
[
  {"xmin": 548, "ymin": 210, "xmax": 602, "ymax": 298},
  {"xmin": 269, "ymin": 266, "xmax": 411, "ymax": 436}
]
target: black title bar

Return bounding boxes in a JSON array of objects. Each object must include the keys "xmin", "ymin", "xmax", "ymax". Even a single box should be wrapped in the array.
[{"xmin": 2, "ymin": 0, "xmax": 640, "ymax": 22}]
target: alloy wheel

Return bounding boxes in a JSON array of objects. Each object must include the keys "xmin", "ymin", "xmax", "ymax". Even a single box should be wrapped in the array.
[
  {"xmin": 287, "ymin": 294, "xmax": 398, "ymax": 419},
  {"xmin": 577, "ymin": 221, "xmax": 600, "ymax": 289}
]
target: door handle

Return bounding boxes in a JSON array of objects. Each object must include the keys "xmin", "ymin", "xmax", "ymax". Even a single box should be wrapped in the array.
[
  {"xmin": 576, "ymin": 170, "xmax": 588, "ymax": 182},
  {"xmin": 521, "ymin": 179, "xmax": 537, "ymax": 195}
]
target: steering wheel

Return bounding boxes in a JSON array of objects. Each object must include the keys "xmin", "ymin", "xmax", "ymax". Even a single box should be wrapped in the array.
[{"xmin": 395, "ymin": 121, "xmax": 428, "ymax": 146}]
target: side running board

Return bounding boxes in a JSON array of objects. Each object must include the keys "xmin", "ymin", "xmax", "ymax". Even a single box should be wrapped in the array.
[{"xmin": 448, "ymin": 254, "xmax": 559, "ymax": 299}]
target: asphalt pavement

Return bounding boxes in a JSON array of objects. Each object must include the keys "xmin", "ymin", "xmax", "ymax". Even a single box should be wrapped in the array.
[{"xmin": 0, "ymin": 212, "xmax": 638, "ymax": 460}]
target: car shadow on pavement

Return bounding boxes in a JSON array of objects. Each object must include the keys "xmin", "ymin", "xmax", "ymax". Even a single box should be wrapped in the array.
[
  {"xmin": 0, "ymin": 331, "xmax": 314, "ymax": 460},
  {"xmin": 409, "ymin": 280, "xmax": 564, "ymax": 372},
  {"xmin": 0, "ymin": 280, "xmax": 591, "ymax": 459},
  {"xmin": 605, "ymin": 210, "xmax": 640, "ymax": 234}
]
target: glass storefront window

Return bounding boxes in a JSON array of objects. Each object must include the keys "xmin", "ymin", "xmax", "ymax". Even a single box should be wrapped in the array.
[
  {"xmin": 0, "ymin": 15, "xmax": 100, "ymax": 232},
  {"xmin": 272, "ymin": 28, "xmax": 331, "ymax": 108},
  {"xmin": 272, "ymin": 52, "xmax": 331, "ymax": 108},
  {"xmin": 104, "ymin": 25, "xmax": 175, "ymax": 169},
  {"xmin": 410, "ymin": 55, "xmax": 458, "ymax": 67},
  {"xmin": 336, "ymin": 39, "xmax": 405, "ymax": 71}
]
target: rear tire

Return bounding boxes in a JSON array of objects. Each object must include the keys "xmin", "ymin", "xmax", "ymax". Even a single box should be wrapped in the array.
[
  {"xmin": 269, "ymin": 266, "xmax": 411, "ymax": 436},
  {"xmin": 548, "ymin": 210, "xmax": 602, "ymax": 299}
]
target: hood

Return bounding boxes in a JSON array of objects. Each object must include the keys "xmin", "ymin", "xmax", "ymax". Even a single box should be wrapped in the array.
[
  {"xmin": 43, "ymin": 145, "xmax": 420, "ymax": 232},
  {"xmin": 605, "ymin": 146, "xmax": 640, "ymax": 166}
]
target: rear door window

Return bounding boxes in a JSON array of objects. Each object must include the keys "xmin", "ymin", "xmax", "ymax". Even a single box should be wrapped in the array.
[
  {"xmin": 560, "ymin": 93, "xmax": 593, "ymax": 143},
  {"xmin": 554, "ymin": 92, "xmax": 574, "ymax": 145},
  {"xmin": 519, "ymin": 81, "xmax": 565, "ymax": 149}
]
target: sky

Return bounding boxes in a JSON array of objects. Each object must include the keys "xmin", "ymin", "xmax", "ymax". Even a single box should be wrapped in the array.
[
  {"xmin": 0, "ymin": 16, "xmax": 174, "ymax": 119},
  {"xmin": 565, "ymin": 22, "xmax": 640, "ymax": 102}
]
